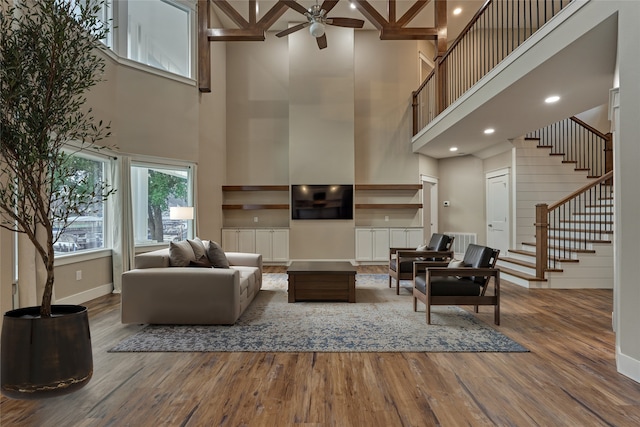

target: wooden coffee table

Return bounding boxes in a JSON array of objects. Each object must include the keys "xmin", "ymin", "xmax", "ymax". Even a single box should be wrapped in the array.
[{"xmin": 287, "ymin": 261, "xmax": 357, "ymax": 303}]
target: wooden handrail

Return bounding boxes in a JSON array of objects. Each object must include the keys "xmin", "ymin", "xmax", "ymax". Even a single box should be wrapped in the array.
[
  {"xmin": 548, "ymin": 171, "xmax": 613, "ymax": 210},
  {"xmin": 570, "ymin": 116, "xmax": 610, "ymax": 140}
]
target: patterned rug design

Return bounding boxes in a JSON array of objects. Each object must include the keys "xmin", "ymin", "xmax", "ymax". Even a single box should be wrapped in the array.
[{"xmin": 109, "ymin": 274, "xmax": 527, "ymax": 353}]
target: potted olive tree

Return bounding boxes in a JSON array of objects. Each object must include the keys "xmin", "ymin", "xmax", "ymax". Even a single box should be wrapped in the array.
[{"xmin": 0, "ymin": 0, "xmax": 113, "ymax": 399}]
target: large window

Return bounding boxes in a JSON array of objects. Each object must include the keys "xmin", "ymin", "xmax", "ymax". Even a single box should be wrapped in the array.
[
  {"xmin": 127, "ymin": 0, "xmax": 192, "ymax": 78},
  {"xmin": 131, "ymin": 163, "xmax": 193, "ymax": 245},
  {"xmin": 54, "ymin": 153, "xmax": 110, "ymax": 255}
]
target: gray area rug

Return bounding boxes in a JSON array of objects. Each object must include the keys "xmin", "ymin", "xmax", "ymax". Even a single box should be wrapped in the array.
[{"xmin": 109, "ymin": 274, "xmax": 528, "ymax": 353}]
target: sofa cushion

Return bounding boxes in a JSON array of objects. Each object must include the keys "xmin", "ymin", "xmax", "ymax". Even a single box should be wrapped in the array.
[
  {"xmin": 415, "ymin": 274, "xmax": 480, "ymax": 296},
  {"xmin": 188, "ymin": 255, "xmax": 213, "ymax": 268},
  {"xmin": 207, "ymin": 241, "xmax": 230, "ymax": 268},
  {"xmin": 169, "ymin": 240, "xmax": 196, "ymax": 266},
  {"xmin": 187, "ymin": 238, "xmax": 207, "ymax": 260}
]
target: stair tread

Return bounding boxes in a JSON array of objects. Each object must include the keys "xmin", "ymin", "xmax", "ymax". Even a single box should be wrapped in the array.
[
  {"xmin": 499, "ymin": 266, "xmax": 549, "ymax": 282},
  {"xmin": 519, "ymin": 243, "xmax": 584, "ymax": 259},
  {"xmin": 498, "ymin": 256, "xmax": 536, "ymax": 269},
  {"xmin": 545, "ymin": 236, "xmax": 612, "ymax": 244}
]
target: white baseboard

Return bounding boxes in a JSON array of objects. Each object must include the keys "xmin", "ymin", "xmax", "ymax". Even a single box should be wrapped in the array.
[
  {"xmin": 617, "ymin": 347, "xmax": 640, "ymax": 384},
  {"xmin": 55, "ymin": 283, "xmax": 114, "ymax": 305}
]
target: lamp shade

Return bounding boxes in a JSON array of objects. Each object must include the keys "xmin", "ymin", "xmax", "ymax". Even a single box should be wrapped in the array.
[
  {"xmin": 309, "ymin": 21, "xmax": 325, "ymax": 38},
  {"xmin": 169, "ymin": 206, "xmax": 194, "ymax": 220}
]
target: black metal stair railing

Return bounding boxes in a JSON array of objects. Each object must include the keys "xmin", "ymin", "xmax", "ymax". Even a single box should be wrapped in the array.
[
  {"xmin": 413, "ymin": 0, "xmax": 573, "ymax": 135},
  {"xmin": 535, "ymin": 171, "xmax": 613, "ymax": 276},
  {"xmin": 526, "ymin": 116, "xmax": 613, "ymax": 178}
]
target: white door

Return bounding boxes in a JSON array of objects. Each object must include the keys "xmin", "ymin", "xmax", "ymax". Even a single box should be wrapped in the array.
[
  {"xmin": 486, "ymin": 171, "xmax": 510, "ymax": 255},
  {"xmin": 421, "ymin": 176, "xmax": 438, "ymax": 242}
]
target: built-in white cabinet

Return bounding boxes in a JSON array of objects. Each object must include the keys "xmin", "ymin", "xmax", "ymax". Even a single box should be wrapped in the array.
[
  {"xmin": 221, "ymin": 228, "xmax": 256, "ymax": 253},
  {"xmin": 223, "ymin": 228, "xmax": 289, "ymax": 263},
  {"xmin": 355, "ymin": 228, "xmax": 390, "ymax": 261},
  {"xmin": 255, "ymin": 228, "xmax": 289, "ymax": 262},
  {"xmin": 390, "ymin": 228, "xmax": 424, "ymax": 248}
]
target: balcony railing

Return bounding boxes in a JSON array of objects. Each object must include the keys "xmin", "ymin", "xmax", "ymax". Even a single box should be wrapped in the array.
[{"xmin": 413, "ymin": 0, "xmax": 573, "ymax": 135}]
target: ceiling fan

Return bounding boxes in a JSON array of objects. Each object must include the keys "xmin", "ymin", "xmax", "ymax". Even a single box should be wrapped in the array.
[{"xmin": 276, "ymin": 0, "xmax": 365, "ymax": 49}]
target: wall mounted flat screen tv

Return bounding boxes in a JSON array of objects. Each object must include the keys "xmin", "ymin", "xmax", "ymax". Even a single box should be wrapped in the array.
[{"xmin": 291, "ymin": 185, "xmax": 354, "ymax": 220}]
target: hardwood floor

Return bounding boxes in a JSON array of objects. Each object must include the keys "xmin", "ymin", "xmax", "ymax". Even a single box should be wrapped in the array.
[{"xmin": 2, "ymin": 266, "xmax": 640, "ymax": 426}]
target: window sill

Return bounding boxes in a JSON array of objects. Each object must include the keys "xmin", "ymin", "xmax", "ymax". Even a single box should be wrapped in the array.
[
  {"xmin": 100, "ymin": 48, "xmax": 196, "ymax": 87},
  {"xmin": 54, "ymin": 249, "xmax": 112, "ymax": 266}
]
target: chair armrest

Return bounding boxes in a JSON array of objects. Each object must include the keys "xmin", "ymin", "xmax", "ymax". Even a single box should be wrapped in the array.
[
  {"xmin": 425, "ymin": 267, "xmax": 500, "ymax": 278},
  {"xmin": 389, "ymin": 247, "xmax": 416, "ymax": 260},
  {"xmin": 397, "ymin": 250, "xmax": 453, "ymax": 259},
  {"xmin": 412, "ymin": 260, "xmax": 453, "ymax": 275}
]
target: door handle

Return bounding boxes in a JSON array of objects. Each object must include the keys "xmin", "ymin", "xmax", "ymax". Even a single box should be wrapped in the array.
[{"xmin": 488, "ymin": 224, "xmax": 493, "ymax": 227}]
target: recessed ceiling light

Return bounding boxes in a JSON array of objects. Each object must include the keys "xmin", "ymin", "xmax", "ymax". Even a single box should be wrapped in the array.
[
  {"xmin": 350, "ymin": 2, "xmax": 356, "ymax": 9},
  {"xmin": 453, "ymin": 7, "xmax": 462, "ymax": 15},
  {"xmin": 545, "ymin": 95, "xmax": 560, "ymax": 103},
  {"xmin": 484, "ymin": 128, "xmax": 495, "ymax": 134},
  {"xmin": 449, "ymin": 147, "xmax": 458, "ymax": 152}
]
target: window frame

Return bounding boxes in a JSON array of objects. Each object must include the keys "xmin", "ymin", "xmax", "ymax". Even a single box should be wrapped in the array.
[
  {"xmin": 130, "ymin": 159, "xmax": 195, "ymax": 248},
  {"xmin": 112, "ymin": 0, "xmax": 196, "ymax": 80},
  {"xmin": 53, "ymin": 148, "xmax": 114, "ymax": 259}
]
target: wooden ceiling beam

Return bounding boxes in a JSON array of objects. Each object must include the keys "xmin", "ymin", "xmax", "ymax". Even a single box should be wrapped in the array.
[
  {"xmin": 257, "ymin": 1, "xmax": 289, "ymax": 29},
  {"xmin": 380, "ymin": 27, "xmax": 438, "ymax": 40},
  {"xmin": 198, "ymin": 0, "xmax": 211, "ymax": 92},
  {"xmin": 352, "ymin": 0, "xmax": 388, "ymax": 31},
  {"xmin": 199, "ymin": 0, "xmax": 450, "ymax": 92},
  {"xmin": 212, "ymin": 0, "xmax": 250, "ymax": 28},
  {"xmin": 206, "ymin": 28, "xmax": 265, "ymax": 41},
  {"xmin": 397, "ymin": 0, "xmax": 430, "ymax": 28}
]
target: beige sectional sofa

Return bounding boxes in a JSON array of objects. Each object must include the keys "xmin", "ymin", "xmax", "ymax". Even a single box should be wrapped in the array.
[{"xmin": 121, "ymin": 242, "xmax": 262, "ymax": 325}]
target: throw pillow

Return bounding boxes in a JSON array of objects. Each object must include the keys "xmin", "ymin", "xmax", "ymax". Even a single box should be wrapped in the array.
[
  {"xmin": 187, "ymin": 237, "xmax": 207, "ymax": 260},
  {"xmin": 448, "ymin": 259, "xmax": 465, "ymax": 268},
  {"xmin": 188, "ymin": 255, "xmax": 213, "ymax": 268},
  {"xmin": 416, "ymin": 244, "xmax": 428, "ymax": 251},
  {"xmin": 169, "ymin": 240, "xmax": 196, "ymax": 267},
  {"xmin": 207, "ymin": 241, "xmax": 230, "ymax": 269}
]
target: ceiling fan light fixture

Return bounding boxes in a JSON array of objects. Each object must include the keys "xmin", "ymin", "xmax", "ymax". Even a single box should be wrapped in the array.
[{"xmin": 309, "ymin": 21, "xmax": 325, "ymax": 38}]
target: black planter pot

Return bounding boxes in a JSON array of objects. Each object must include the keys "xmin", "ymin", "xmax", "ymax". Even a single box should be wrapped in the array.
[{"xmin": 1, "ymin": 305, "xmax": 93, "ymax": 399}]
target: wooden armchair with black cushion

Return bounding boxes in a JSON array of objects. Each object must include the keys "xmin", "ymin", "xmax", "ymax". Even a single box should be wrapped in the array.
[
  {"xmin": 388, "ymin": 233, "xmax": 454, "ymax": 295},
  {"xmin": 412, "ymin": 244, "xmax": 501, "ymax": 325}
]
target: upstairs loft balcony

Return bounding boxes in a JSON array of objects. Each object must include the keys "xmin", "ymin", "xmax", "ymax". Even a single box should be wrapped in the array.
[{"xmin": 412, "ymin": 0, "xmax": 617, "ymax": 160}]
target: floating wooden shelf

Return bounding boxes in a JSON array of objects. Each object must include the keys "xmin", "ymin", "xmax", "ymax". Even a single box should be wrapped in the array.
[
  {"xmin": 222, "ymin": 204, "xmax": 289, "ymax": 210},
  {"xmin": 355, "ymin": 204, "xmax": 423, "ymax": 209},
  {"xmin": 355, "ymin": 184, "xmax": 422, "ymax": 191},
  {"xmin": 222, "ymin": 185, "xmax": 289, "ymax": 191}
]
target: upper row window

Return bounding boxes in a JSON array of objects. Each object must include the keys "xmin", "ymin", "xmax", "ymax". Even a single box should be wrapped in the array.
[
  {"xmin": 127, "ymin": 0, "xmax": 192, "ymax": 78},
  {"xmin": 80, "ymin": 0, "xmax": 194, "ymax": 79}
]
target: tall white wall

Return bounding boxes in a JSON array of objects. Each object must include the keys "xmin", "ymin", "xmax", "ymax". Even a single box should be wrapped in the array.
[{"xmin": 288, "ymin": 26, "xmax": 356, "ymax": 260}]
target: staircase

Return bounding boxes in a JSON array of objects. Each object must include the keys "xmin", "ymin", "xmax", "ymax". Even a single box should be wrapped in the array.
[
  {"xmin": 497, "ymin": 118, "xmax": 614, "ymax": 289},
  {"xmin": 498, "ymin": 189, "xmax": 613, "ymax": 288}
]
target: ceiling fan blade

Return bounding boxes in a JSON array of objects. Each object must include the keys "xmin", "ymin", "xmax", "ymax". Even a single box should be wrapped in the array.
[
  {"xmin": 320, "ymin": 0, "xmax": 339, "ymax": 14},
  {"xmin": 316, "ymin": 34, "xmax": 328, "ymax": 49},
  {"xmin": 282, "ymin": 0, "xmax": 309, "ymax": 15},
  {"xmin": 326, "ymin": 17, "xmax": 365, "ymax": 29},
  {"xmin": 275, "ymin": 22, "xmax": 309, "ymax": 38}
]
